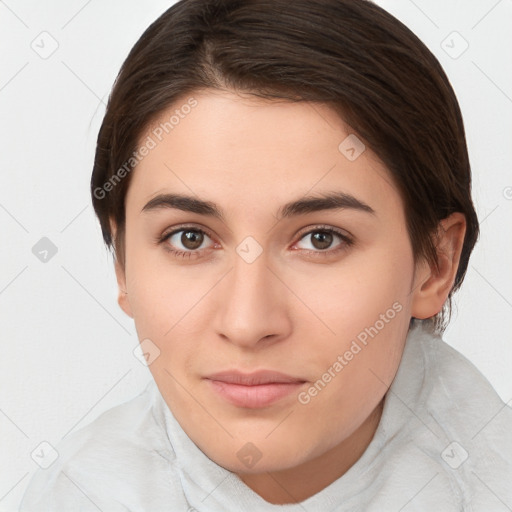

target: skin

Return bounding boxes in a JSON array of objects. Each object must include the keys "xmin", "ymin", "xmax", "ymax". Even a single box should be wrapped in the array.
[{"xmin": 111, "ymin": 89, "xmax": 466, "ymax": 505}]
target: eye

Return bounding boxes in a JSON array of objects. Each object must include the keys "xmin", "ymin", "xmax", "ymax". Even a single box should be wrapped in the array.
[
  {"xmin": 158, "ymin": 226, "xmax": 217, "ymax": 259},
  {"xmin": 294, "ymin": 226, "xmax": 353, "ymax": 257},
  {"xmin": 157, "ymin": 224, "xmax": 353, "ymax": 260}
]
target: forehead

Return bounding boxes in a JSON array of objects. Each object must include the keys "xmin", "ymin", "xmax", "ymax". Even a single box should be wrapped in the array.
[{"xmin": 126, "ymin": 89, "xmax": 402, "ymax": 221}]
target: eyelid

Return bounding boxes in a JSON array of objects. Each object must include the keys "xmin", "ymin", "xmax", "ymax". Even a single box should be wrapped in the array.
[
  {"xmin": 160, "ymin": 223, "xmax": 216, "ymax": 241},
  {"xmin": 294, "ymin": 223, "xmax": 353, "ymax": 241}
]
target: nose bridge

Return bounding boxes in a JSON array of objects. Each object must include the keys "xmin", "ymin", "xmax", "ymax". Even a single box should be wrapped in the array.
[
  {"xmin": 233, "ymin": 249, "xmax": 272, "ymax": 304},
  {"xmin": 214, "ymin": 245, "xmax": 290, "ymax": 347}
]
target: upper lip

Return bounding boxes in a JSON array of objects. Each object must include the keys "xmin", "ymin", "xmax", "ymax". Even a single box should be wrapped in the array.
[{"xmin": 205, "ymin": 370, "xmax": 306, "ymax": 386}]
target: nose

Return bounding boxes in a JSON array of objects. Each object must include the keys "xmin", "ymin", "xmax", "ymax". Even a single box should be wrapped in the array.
[{"xmin": 212, "ymin": 249, "xmax": 292, "ymax": 350}]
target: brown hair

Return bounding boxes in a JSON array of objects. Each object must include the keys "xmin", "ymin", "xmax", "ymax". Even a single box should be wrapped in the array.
[{"xmin": 91, "ymin": 0, "xmax": 479, "ymax": 333}]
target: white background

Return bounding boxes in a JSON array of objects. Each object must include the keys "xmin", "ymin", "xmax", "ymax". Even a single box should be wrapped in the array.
[{"xmin": 0, "ymin": 1, "xmax": 511, "ymax": 510}]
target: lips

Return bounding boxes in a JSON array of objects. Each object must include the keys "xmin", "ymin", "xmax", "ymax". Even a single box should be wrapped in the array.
[
  {"xmin": 204, "ymin": 370, "xmax": 307, "ymax": 408},
  {"xmin": 206, "ymin": 370, "xmax": 305, "ymax": 385}
]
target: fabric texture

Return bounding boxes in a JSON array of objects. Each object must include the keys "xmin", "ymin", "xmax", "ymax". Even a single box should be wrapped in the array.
[{"xmin": 19, "ymin": 322, "xmax": 512, "ymax": 511}]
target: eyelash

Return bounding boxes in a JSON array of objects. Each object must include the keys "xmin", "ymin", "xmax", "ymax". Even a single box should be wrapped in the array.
[{"xmin": 157, "ymin": 224, "xmax": 354, "ymax": 260}]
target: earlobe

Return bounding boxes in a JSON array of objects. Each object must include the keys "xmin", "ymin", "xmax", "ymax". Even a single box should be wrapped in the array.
[
  {"xmin": 114, "ymin": 258, "xmax": 134, "ymax": 319},
  {"xmin": 411, "ymin": 212, "xmax": 467, "ymax": 320},
  {"xmin": 110, "ymin": 217, "xmax": 134, "ymax": 319}
]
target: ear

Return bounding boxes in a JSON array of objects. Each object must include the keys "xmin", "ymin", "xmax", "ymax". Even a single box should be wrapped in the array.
[
  {"xmin": 411, "ymin": 212, "xmax": 467, "ymax": 320},
  {"xmin": 110, "ymin": 218, "xmax": 134, "ymax": 319}
]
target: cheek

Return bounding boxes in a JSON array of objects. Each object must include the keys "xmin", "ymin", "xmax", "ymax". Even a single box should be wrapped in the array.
[
  {"xmin": 127, "ymin": 272, "xmax": 194, "ymax": 337},
  {"xmin": 291, "ymin": 239, "xmax": 414, "ymax": 338},
  {"xmin": 123, "ymin": 242, "xmax": 182, "ymax": 336},
  {"xmin": 291, "ymin": 240, "xmax": 413, "ymax": 401}
]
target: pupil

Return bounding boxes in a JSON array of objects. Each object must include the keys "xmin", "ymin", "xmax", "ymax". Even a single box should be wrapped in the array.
[
  {"xmin": 312, "ymin": 232, "xmax": 332, "ymax": 250},
  {"xmin": 182, "ymin": 230, "xmax": 203, "ymax": 250}
]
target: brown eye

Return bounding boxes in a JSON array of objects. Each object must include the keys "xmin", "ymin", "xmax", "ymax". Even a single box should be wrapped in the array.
[
  {"xmin": 180, "ymin": 230, "xmax": 204, "ymax": 250},
  {"xmin": 297, "ymin": 229, "xmax": 340, "ymax": 251},
  {"xmin": 294, "ymin": 226, "xmax": 353, "ymax": 258},
  {"xmin": 310, "ymin": 231, "xmax": 333, "ymax": 250},
  {"xmin": 161, "ymin": 227, "xmax": 215, "ymax": 257}
]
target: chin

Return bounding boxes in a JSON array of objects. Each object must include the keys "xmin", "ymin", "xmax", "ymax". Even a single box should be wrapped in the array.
[{"xmin": 203, "ymin": 436, "xmax": 314, "ymax": 475}]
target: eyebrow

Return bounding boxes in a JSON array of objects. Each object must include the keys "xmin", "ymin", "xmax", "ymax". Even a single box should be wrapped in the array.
[{"xmin": 141, "ymin": 191, "xmax": 375, "ymax": 220}]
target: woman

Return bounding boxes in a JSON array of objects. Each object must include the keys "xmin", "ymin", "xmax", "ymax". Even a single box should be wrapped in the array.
[{"xmin": 20, "ymin": 0, "xmax": 512, "ymax": 510}]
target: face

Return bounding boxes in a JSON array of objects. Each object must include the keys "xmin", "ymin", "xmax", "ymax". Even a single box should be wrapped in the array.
[{"xmin": 116, "ymin": 89, "xmax": 426, "ymax": 475}]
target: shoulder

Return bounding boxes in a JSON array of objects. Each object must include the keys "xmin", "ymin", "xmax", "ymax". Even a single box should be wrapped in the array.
[
  {"xmin": 416, "ymin": 324, "xmax": 511, "ymax": 436},
  {"xmin": 362, "ymin": 324, "xmax": 512, "ymax": 509},
  {"xmin": 19, "ymin": 380, "xmax": 186, "ymax": 512},
  {"xmin": 407, "ymin": 323, "xmax": 512, "ymax": 505}
]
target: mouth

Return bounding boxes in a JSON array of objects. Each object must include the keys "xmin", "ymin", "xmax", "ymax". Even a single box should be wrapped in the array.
[{"xmin": 204, "ymin": 370, "xmax": 307, "ymax": 409}]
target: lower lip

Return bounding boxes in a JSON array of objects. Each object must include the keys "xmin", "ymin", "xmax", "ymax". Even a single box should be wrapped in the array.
[{"xmin": 206, "ymin": 379, "xmax": 305, "ymax": 408}]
